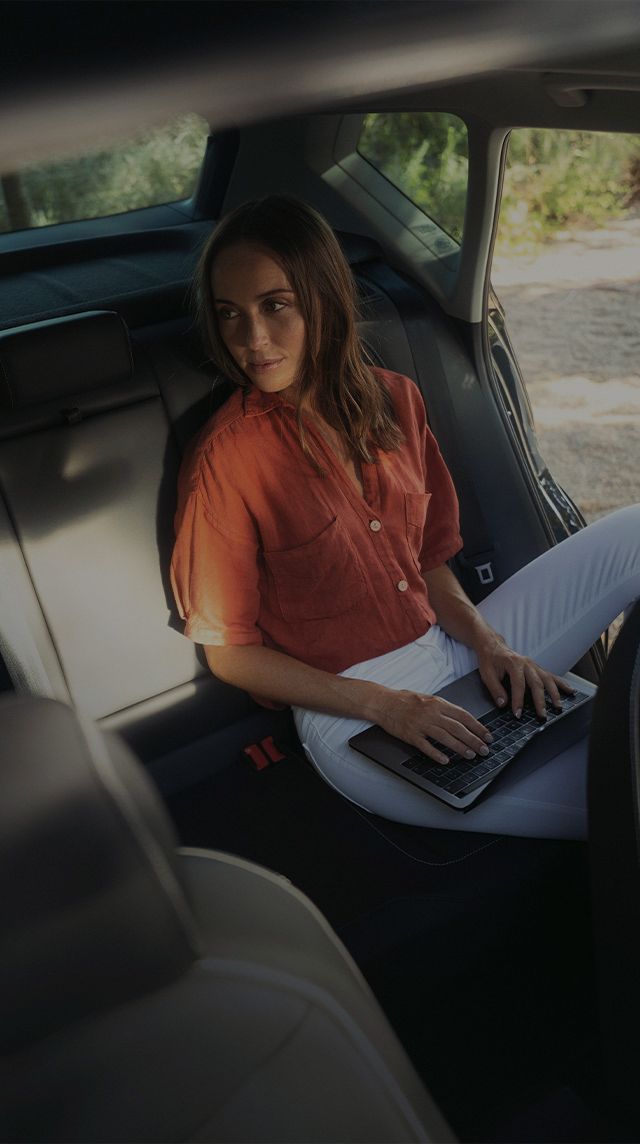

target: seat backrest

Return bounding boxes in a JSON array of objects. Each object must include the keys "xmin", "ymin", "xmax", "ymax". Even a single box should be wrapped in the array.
[
  {"xmin": 0, "ymin": 692, "xmax": 455, "ymax": 1143},
  {"xmin": 0, "ymin": 310, "xmax": 253, "ymax": 768},
  {"xmin": 0, "ymin": 693, "xmax": 199, "ymax": 1056},
  {"xmin": 588, "ymin": 600, "xmax": 640, "ymax": 1131}
]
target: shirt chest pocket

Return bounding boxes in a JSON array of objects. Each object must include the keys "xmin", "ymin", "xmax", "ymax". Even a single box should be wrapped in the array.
[
  {"xmin": 264, "ymin": 516, "xmax": 368, "ymax": 623},
  {"xmin": 405, "ymin": 491, "xmax": 432, "ymax": 571}
]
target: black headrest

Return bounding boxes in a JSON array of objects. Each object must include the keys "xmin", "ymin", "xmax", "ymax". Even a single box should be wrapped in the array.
[
  {"xmin": 0, "ymin": 310, "xmax": 133, "ymax": 409},
  {"xmin": 0, "ymin": 696, "xmax": 201, "ymax": 1053}
]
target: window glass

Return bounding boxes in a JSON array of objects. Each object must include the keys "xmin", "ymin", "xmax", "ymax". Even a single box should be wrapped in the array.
[
  {"xmin": 492, "ymin": 128, "xmax": 640, "ymax": 525},
  {"xmin": 0, "ymin": 112, "xmax": 209, "ymax": 233},
  {"xmin": 358, "ymin": 111, "xmax": 468, "ymax": 247}
]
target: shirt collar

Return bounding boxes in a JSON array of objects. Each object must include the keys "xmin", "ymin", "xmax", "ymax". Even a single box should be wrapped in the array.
[{"xmin": 242, "ymin": 384, "xmax": 295, "ymax": 418}]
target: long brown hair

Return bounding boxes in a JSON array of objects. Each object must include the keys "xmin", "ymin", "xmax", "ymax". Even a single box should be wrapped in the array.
[{"xmin": 194, "ymin": 194, "xmax": 404, "ymax": 469}]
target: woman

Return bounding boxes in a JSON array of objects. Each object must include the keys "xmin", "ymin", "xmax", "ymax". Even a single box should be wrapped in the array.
[{"xmin": 171, "ymin": 194, "xmax": 640, "ymax": 840}]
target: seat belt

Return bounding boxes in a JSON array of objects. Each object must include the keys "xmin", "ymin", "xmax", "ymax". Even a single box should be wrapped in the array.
[
  {"xmin": 407, "ymin": 319, "xmax": 499, "ymax": 599},
  {"xmin": 360, "ymin": 263, "xmax": 499, "ymax": 600}
]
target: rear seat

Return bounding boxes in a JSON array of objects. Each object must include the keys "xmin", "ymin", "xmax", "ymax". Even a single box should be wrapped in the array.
[
  {"xmin": 0, "ymin": 263, "xmax": 418, "ymax": 793},
  {"xmin": 0, "ymin": 309, "xmax": 286, "ymax": 789}
]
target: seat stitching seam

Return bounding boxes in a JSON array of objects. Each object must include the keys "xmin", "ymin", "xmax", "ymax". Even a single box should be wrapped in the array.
[
  {"xmin": 182, "ymin": 1001, "xmax": 312, "ymax": 1140},
  {"xmin": 349, "ymin": 802, "xmax": 504, "ymax": 865}
]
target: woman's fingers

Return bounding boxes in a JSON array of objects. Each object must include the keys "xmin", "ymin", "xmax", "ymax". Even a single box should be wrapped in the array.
[
  {"xmin": 510, "ymin": 663, "xmax": 576, "ymax": 719},
  {"xmin": 477, "ymin": 640, "xmax": 578, "ymax": 719},
  {"xmin": 417, "ymin": 703, "xmax": 492, "ymax": 764},
  {"xmin": 380, "ymin": 666, "xmax": 578, "ymax": 771},
  {"xmin": 481, "ymin": 662, "xmax": 510, "ymax": 709},
  {"xmin": 538, "ymin": 671, "xmax": 576, "ymax": 711},
  {"xmin": 522, "ymin": 666, "xmax": 545, "ymax": 718},
  {"xmin": 378, "ymin": 692, "xmax": 492, "ymax": 765},
  {"xmin": 541, "ymin": 672, "xmax": 563, "ymax": 710},
  {"xmin": 418, "ymin": 739, "xmax": 453, "ymax": 765},
  {"xmin": 556, "ymin": 675, "xmax": 577, "ymax": 697},
  {"xmin": 424, "ymin": 721, "xmax": 486, "ymax": 759}
]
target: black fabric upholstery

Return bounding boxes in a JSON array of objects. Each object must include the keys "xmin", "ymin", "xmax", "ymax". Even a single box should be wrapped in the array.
[
  {"xmin": 0, "ymin": 310, "xmax": 132, "ymax": 408},
  {"xmin": 588, "ymin": 600, "xmax": 640, "ymax": 1128},
  {"xmin": 0, "ymin": 694, "xmax": 199, "ymax": 1053},
  {"xmin": 0, "ymin": 224, "xmax": 212, "ymax": 332},
  {"xmin": 0, "ymin": 223, "xmax": 382, "ymax": 335}
]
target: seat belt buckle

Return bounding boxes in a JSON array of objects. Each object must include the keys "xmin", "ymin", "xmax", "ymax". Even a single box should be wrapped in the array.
[
  {"xmin": 457, "ymin": 548, "xmax": 497, "ymax": 589},
  {"xmin": 476, "ymin": 562, "xmax": 495, "ymax": 586},
  {"xmin": 240, "ymin": 735, "xmax": 286, "ymax": 772}
]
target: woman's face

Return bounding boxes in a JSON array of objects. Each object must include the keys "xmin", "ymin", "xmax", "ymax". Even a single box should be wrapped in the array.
[{"xmin": 212, "ymin": 243, "xmax": 306, "ymax": 396}]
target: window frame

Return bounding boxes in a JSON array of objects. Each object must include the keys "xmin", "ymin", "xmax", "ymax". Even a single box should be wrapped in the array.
[
  {"xmin": 356, "ymin": 110, "xmax": 469, "ymax": 249},
  {"xmin": 0, "ymin": 121, "xmax": 234, "ymax": 253},
  {"xmin": 317, "ymin": 112, "xmax": 508, "ymax": 323}
]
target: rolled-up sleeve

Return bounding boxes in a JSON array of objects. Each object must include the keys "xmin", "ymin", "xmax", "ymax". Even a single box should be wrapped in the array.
[
  {"xmin": 418, "ymin": 416, "xmax": 464, "ymax": 572},
  {"xmin": 170, "ymin": 460, "xmax": 262, "ymax": 648}
]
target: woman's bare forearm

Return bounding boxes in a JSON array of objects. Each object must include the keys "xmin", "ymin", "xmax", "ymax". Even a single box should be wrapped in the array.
[
  {"xmin": 423, "ymin": 563, "xmax": 503, "ymax": 652},
  {"xmin": 204, "ymin": 642, "xmax": 388, "ymax": 722},
  {"xmin": 205, "ymin": 637, "xmax": 492, "ymax": 762},
  {"xmin": 423, "ymin": 563, "xmax": 574, "ymax": 717}
]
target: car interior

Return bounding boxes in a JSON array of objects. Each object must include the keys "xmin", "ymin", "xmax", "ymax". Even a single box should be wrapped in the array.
[{"xmin": 2, "ymin": 2, "xmax": 640, "ymax": 1141}]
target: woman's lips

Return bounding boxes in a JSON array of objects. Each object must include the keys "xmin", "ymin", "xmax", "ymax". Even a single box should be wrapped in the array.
[{"xmin": 247, "ymin": 358, "xmax": 283, "ymax": 372}]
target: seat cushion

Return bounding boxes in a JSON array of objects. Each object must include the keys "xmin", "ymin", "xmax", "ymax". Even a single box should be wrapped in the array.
[{"xmin": 5, "ymin": 846, "xmax": 453, "ymax": 1143}]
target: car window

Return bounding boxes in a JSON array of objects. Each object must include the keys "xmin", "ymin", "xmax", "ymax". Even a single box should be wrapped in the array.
[
  {"xmin": 358, "ymin": 111, "xmax": 468, "ymax": 249},
  {"xmin": 0, "ymin": 112, "xmax": 209, "ymax": 233},
  {"xmin": 491, "ymin": 127, "xmax": 640, "ymax": 526}
]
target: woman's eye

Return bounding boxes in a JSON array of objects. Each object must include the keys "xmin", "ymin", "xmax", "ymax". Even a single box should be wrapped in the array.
[
  {"xmin": 264, "ymin": 299, "xmax": 286, "ymax": 312},
  {"xmin": 217, "ymin": 307, "xmax": 238, "ymax": 321}
]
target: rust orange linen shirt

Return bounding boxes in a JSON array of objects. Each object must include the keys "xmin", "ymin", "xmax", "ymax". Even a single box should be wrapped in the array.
[{"xmin": 170, "ymin": 368, "xmax": 463, "ymax": 674}]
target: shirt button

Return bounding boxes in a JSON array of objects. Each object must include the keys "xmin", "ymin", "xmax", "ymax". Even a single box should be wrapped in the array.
[
  {"xmin": 369, "ymin": 519, "xmax": 382, "ymax": 532},
  {"xmin": 397, "ymin": 579, "xmax": 409, "ymax": 592}
]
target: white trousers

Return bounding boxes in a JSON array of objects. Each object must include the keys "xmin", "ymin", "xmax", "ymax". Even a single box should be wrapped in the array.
[{"xmin": 293, "ymin": 504, "xmax": 640, "ymax": 840}]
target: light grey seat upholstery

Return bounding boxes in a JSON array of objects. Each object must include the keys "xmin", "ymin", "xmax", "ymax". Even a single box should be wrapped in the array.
[
  {"xmin": 0, "ymin": 693, "xmax": 454, "ymax": 1143},
  {"xmin": 0, "ymin": 309, "xmax": 275, "ymax": 789}
]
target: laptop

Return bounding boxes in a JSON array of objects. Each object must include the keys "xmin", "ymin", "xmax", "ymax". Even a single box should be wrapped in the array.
[{"xmin": 348, "ymin": 668, "xmax": 596, "ymax": 811}]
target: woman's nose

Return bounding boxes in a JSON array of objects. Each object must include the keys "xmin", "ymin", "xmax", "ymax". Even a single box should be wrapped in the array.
[{"xmin": 244, "ymin": 313, "xmax": 269, "ymax": 349}]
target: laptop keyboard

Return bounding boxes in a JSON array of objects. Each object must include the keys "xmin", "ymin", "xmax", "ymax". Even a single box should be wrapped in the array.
[{"xmin": 401, "ymin": 689, "xmax": 588, "ymax": 799}]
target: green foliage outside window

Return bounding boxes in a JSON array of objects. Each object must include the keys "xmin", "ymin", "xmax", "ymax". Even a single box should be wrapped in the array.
[
  {"xmin": 359, "ymin": 114, "xmax": 640, "ymax": 253},
  {"xmin": 0, "ymin": 113, "xmax": 209, "ymax": 234},
  {"xmin": 500, "ymin": 129, "xmax": 640, "ymax": 250},
  {"xmin": 359, "ymin": 111, "xmax": 468, "ymax": 244}
]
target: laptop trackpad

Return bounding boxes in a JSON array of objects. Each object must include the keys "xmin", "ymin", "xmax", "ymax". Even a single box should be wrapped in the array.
[{"xmin": 436, "ymin": 670, "xmax": 495, "ymax": 717}]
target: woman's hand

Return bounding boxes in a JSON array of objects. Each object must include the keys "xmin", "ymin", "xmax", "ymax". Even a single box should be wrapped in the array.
[
  {"xmin": 474, "ymin": 633, "xmax": 575, "ymax": 719},
  {"xmin": 376, "ymin": 688, "xmax": 493, "ymax": 766}
]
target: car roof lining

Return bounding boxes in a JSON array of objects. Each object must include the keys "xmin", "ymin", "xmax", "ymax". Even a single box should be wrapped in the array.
[
  {"xmin": 3, "ymin": 2, "xmax": 640, "ymax": 174},
  {"xmin": 350, "ymin": 64, "xmax": 640, "ymax": 133}
]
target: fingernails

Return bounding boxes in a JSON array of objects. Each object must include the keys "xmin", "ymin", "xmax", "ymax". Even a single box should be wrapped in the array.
[
  {"xmin": 484, "ymin": 732, "xmax": 493, "ymax": 744},
  {"xmin": 465, "ymin": 749, "xmax": 476, "ymax": 760},
  {"xmin": 515, "ymin": 708, "xmax": 522, "ymax": 719},
  {"xmin": 496, "ymin": 696, "xmax": 506, "ymax": 707},
  {"xmin": 480, "ymin": 746, "xmax": 490, "ymax": 756}
]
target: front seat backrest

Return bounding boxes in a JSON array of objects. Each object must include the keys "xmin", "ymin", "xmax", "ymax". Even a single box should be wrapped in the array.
[{"xmin": 0, "ymin": 693, "xmax": 454, "ymax": 1143}]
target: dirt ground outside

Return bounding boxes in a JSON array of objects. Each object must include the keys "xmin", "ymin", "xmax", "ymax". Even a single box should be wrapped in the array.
[{"xmin": 491, "ymin": 216, "xmax": 640, "ymax": 524}]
